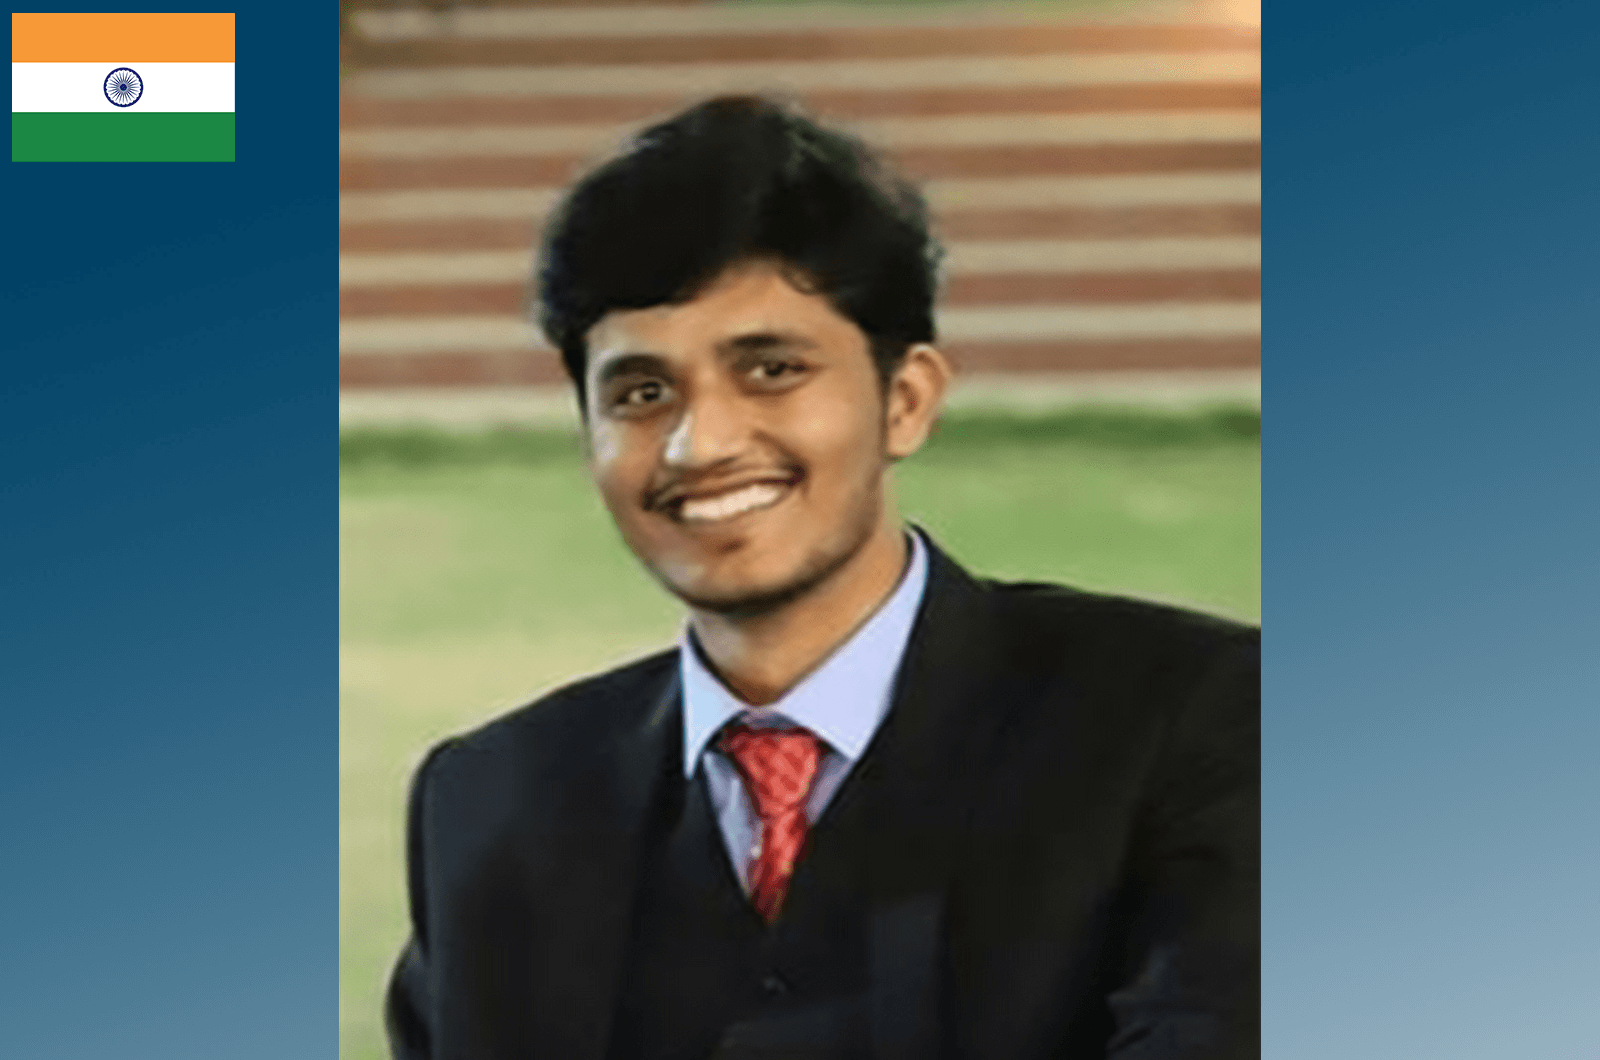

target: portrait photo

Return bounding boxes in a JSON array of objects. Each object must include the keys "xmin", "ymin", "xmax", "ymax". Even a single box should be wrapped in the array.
[{"xmin": 337, "ymin": 1, "xmax": 1261, "ymax": 1057}]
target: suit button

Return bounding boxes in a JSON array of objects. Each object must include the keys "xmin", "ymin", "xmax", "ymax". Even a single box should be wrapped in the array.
[{"xmin": 761, "ymin": 973, "xmax": 788, "ymax": 997}]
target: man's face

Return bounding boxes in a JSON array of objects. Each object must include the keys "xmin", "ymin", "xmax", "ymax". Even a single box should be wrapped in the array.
[{"xmin": 582, "ymin": 259, "xmax": 905, "ymax": 614}]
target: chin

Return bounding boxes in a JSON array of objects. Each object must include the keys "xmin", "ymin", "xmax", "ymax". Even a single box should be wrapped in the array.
[
  {"xmin": 655, "ymin": 542, "xmax": 852, "ymax": 617},
  {"xmin": 661, "ymin": 568, "xmax": 816, "ymax": 617}
]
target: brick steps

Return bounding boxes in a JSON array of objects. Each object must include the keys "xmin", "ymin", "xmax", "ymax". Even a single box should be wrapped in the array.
[{"xmin": 339, "ymin": 0, "xmax": 1260, "ymax": 393}]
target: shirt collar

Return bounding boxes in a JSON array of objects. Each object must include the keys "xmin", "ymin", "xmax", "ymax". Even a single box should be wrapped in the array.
[{"xmin": 679, "ymin": 530, "xmax": 930, "ymax": 777}]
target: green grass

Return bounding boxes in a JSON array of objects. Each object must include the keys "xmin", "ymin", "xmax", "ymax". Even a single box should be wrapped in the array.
[{"xmin": 339, "ymin": 407, "xmax": 1258, "ymax": 1060}]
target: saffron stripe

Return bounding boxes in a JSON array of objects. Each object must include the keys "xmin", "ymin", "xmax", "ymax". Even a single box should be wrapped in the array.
[{"xmin": 11, "ymin": 13, "xmax": 235, "ymax": 63}]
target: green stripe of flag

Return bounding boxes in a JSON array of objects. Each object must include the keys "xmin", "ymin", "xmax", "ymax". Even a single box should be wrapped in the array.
[{"xmin": 12, "ymin": 113, "xmax": 234, "ymax": 162}]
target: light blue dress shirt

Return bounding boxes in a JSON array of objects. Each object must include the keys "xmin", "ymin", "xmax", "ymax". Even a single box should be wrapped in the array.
[{"xmin": 679, "ymin": 531, "xmax": 930, "ymax": 892}]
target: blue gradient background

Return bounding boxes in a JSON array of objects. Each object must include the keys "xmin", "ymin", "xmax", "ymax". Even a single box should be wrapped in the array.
[
  {"xmin": 1, "ymin": 3, "xmax": 336, "ymax": 1057},
  {"xmin": 4, "ymin": 1, "xmax": 1596, "ymax": 1058},
  {"xmin": 1268, "ymin": 1, "xmax": 1599, "ymax": 1058}
]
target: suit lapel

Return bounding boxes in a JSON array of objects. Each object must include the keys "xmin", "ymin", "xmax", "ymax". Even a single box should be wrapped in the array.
[
  {"xmin": 861, "ymin": 536, "xmax": 1029, "ymax": 1060},
  {"xmin": 522, "ymin": 667, "xmax": 681, "ymax": 1060}
]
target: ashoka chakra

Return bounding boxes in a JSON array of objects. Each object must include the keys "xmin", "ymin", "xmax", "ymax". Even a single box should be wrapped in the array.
[{"xmin": 104, "ymin": 67, "xmax": 143, "ymax": 108}]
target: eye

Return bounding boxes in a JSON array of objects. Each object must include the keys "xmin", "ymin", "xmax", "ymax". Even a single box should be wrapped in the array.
[
  {"xmin": 746, "ymin": 358, "xmax": 809, "ymax": 387},
  {"xmin": 609, "ymin": 378, "xmax": 673, "ymax": 413}
]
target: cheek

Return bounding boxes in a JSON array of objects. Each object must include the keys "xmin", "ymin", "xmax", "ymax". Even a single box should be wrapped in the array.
[
  {"xmin": 791, "ymin": 401, "xmax": 885, "ymax": 493},
  {"xmin": 587, "ymin": 426, "xmax": 643, "ymax": 517}
]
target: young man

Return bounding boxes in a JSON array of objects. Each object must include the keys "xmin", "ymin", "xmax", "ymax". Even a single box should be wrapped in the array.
[{"xmin": 387, "ymin": 96, "xmax": 1259, "ymax": 1060}]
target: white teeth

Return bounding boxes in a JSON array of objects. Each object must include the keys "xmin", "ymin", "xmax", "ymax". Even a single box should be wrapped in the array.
[{"xmin": 678, "ymin": 482, "xmax": 786, "ymax": 522}]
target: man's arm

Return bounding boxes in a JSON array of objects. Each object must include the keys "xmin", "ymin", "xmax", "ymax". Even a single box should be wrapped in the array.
[
  {"xmin": 385, "ymin": 740, "xmax": 456, "ymax": 1060},
  {"xmin": 387, "ymin": 939, "xmax": 430, "ymax": 1060},
  {"xmin": 1105, "ymin": 633, "xmax": 1260, "ymax": 1060}
]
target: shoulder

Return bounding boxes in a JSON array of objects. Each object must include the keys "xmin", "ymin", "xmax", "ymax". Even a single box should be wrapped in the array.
[
  {"xmin": 917, "ymin": 533, "xmax": 1254, "ymax": 689},
  {"xmin": 983, "ymin": 578, "xmax": 1256, "ymax": 661},
  {"xmin": 972, "ymin": 577, "xmax": 1257, "ymax": 727},
  {"xmin": 418, "ymin": 647, "xmax": 678, "ymax": 790}
]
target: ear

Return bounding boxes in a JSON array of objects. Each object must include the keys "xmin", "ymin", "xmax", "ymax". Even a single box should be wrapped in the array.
[{"xmin": 884, "ymin": 343, "xmax": 952, "ymax": 460}]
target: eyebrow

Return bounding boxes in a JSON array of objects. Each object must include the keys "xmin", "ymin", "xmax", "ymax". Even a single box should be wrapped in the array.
[{"xmin": 715, "ymin": 331, "xmax": 819, "ymax": 357}]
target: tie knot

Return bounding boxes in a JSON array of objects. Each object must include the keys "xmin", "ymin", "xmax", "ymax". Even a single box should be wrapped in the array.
[{"xmin": 718, "ymin": 721, "xmax": 824, "ymax": 820}]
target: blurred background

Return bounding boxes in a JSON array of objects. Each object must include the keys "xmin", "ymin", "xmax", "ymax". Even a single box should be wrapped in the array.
[{"xmin": 338, "ymin": 1, "xmax": 1259, "ymax": 1057}]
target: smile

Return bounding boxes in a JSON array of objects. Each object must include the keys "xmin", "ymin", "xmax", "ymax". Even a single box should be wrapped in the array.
[{"xmin": 674, "ymin": 480, "xmax": 792, "ymax": 523}]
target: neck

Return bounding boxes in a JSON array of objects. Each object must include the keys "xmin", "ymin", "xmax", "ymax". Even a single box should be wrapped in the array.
[{"xmin": 689, "ymin": 512, "xmax": 910, "ymax": 706}]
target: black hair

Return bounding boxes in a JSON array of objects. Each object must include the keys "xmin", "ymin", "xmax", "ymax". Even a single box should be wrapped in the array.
[{"xmin": 535, "ymin": 95, "xmax": 941, "ymax": 402}]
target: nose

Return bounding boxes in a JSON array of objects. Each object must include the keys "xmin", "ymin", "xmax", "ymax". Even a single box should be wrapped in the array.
[{"xmin": 662, "ymin": 385, "xmax": 748, "ymax": 470}]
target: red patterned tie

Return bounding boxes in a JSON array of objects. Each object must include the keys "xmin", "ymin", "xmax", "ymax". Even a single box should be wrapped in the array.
[{"xmin": 718, "ymin": 722, "xmax": 824, "ymax": 923}]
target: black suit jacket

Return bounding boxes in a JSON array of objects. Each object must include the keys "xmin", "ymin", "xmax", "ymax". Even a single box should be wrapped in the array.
[{"xmin": 388, "ymin": 539, "xmax": 1259, "ymax": 1060}]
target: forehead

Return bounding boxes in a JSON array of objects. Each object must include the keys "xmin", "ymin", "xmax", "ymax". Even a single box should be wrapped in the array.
[{"xmin": 584, "ymin": 261, "xmax": 866, "ymax": 375}]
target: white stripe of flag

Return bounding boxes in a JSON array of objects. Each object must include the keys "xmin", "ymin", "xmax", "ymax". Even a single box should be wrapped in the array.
[{"xmin": 12, "ymin": 63, "xmax": 236, "ymax": 113}]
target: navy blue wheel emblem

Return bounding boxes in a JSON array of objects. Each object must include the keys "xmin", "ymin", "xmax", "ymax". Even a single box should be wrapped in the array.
[{"xmin": 104, "ymin": 67, "xmax": 143, "ymax": 108}]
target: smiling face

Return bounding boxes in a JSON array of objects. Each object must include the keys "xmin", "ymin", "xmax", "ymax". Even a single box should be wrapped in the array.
[{"xmin": 583, "ymin": 259, "xmax": 943, "ymax": 615}]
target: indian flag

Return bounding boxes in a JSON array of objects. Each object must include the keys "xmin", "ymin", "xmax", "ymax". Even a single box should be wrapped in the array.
[{"xmin": 12, "ymin": 13, "xmax": 235, "ymax": 162}]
